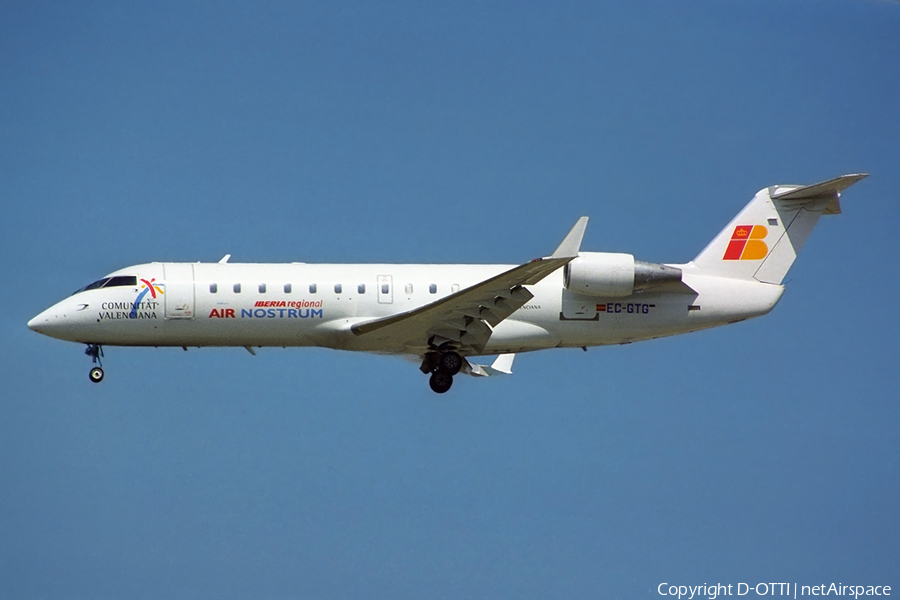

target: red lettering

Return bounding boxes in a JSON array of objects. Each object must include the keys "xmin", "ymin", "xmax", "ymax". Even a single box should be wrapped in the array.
[
  {"xmin": 209, "ymin": 309, "xmax": 221, "ymax": 318},
  {"xmin": 225, "ymin": 308, "xmax": 235, "ymax": 318}
]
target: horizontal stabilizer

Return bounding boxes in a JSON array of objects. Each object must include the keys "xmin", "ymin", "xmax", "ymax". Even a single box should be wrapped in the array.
[{"xmin": 771, "ymin": 173, "xmax": 869, "ymax": 201}]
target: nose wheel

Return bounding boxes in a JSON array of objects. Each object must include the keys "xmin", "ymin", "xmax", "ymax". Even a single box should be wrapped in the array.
[{"xmin": 85, "ymin": 344, "xmax": 104, "ymax": 383}]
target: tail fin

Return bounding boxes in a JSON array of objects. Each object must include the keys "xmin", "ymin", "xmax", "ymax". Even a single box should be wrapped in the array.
[{"xmin": 691, "ymin": 174, "xmax": 868, "ymax": 284}]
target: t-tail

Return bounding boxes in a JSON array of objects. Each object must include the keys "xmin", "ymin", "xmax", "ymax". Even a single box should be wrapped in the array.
[{"xmin": 690, "ymin": 174, "xmax": 868, "ymax": 283}]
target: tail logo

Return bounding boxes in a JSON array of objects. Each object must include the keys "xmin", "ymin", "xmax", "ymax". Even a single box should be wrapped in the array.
[{"xmin": 723, "ymin": 225, "xmax": 768, "ymax": 260}]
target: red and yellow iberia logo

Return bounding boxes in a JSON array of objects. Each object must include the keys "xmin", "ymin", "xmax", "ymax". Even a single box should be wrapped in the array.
[{"xmin": 723, "ymin": 225, "xmax": 768, "ymax": 260}]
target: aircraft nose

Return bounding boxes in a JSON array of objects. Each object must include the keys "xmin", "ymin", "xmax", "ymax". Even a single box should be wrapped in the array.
[
  {"xmin": 27, "ymin": 309, "xmax": 53, "ymax": 333},
  {"xmin": 27, "ymin": 305, "xmax": 70, "ymax": 337},
  {"xmin": 28, "ymin": 301, "xmax": 95, "ymax": 341}
]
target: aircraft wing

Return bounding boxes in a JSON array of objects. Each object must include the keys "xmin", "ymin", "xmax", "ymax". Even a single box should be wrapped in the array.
[
  {"xmin": 350, "ymin": 257, "xmax": 571, "ymax": 353},
  {"xmin": 351, "ymin": 218, "xmax": 588, "ymax": 354}
]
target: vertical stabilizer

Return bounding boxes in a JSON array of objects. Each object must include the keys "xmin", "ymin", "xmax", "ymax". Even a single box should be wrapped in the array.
[{"xmin": 691, "ymin": 174, "xmax": 867, "ymax": 284}]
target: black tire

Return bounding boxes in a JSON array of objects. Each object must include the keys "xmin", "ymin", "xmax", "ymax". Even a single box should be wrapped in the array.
[
  {"xmin": 439, "ymin": 351, "xmax": 462, "ymax": 375},
  {"xmin": 429, "ymin": 371, "xmax": 453, "ymax": 394},
  {"xmin": 89, "ymin": 367, "xmax": 104, "ymax": 383}
]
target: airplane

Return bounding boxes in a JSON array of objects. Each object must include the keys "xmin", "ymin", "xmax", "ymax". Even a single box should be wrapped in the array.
[{"xmin": 28, "ymin": 174, "xmax": 867, "ymax": 393}]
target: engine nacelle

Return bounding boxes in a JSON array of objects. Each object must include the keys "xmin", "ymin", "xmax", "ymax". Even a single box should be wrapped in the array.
[{"xmin": 564, "ymin": 252, "xmax": 683, "ymax": 297}]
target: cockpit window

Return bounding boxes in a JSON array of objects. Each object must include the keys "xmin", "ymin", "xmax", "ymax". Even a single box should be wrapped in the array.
[
  {"xmin": 73, "ymin": 275, "xmax": 137, "ymax": 294},
  {"xmin": 75, "ymin": 278, "xmax": 110, "ymax": 294},
  {"xmin": 106, "ymin": 276, "xmax": 137, "ymax": 288}
]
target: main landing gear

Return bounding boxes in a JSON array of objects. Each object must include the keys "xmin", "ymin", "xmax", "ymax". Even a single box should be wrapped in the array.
[
  {"xmin": 85, "ymin": 344, "xmax": 104, "ymax": 383},
  {"xmin": 423, "ymin": 350, "xmax": 463, "ymax": 394}
]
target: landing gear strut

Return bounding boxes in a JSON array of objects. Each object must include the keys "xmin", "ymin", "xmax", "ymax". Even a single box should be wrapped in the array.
[
  {"xmin": 85, "ymin": 344, "xmax": 104, "ymax": 383},
  {"xmin": 422, "ymin": 350, "xmax": 463, "ymax": 394}
]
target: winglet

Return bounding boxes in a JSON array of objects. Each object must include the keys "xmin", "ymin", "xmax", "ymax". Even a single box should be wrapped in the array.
[
  {"xmin": 489, "ymin": 353, "xmax": 515, "ymax": 374},
  {"xmin": 469, "ymin": 353, "xmax": 516, "ymax": 377},
  {"xmin": 551, "ymin": 217, "xmax": 589, "ymax": 258},
  {"xmin": 219, "ymin": 254, "xmax": 231, "ymax": 263}
]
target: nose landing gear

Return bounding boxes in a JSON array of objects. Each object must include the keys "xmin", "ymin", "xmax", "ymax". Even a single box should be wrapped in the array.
[
  {"xmin": 85, "ymin": 344, "xmax": 104, "ymax": 383},
  {"xmin": 422, "ymin": 350, "xmax": 463, "ymax": 394}
]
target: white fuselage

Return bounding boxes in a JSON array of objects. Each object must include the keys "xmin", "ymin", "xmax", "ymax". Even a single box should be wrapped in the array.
[{"xmin": 28, "ymin": 261, "xmax": 784, "ymax": 356}]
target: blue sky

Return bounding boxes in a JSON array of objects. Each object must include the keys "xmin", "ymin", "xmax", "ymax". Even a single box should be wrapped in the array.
[{"xmin": 2, "ymin": 1, "xmax": 898, "ymax": 598}]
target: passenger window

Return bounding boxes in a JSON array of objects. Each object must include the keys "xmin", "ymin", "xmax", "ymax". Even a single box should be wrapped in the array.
[
  {"xmin": 358, "ymin": 284, "xmax": 366, "ymax": 294},
  {"xmin": 334, "ymin": 284, "xmax": 342, "ymax": 294},
  {"xmin": 405, "ymin": 284, "xmax": 413, "ymax": 294},
  {"xmin": 309, "ymin": 284, "xmax": 317, "ymax": 294},
  {"xmin": 429, "ymin": 284, "xmax": 437, "ymax": 294},
  {"xmin": 259, "ymin": 283, "xmax": 266, "ymax": 293},
  {"xmin": 284, "ymin": 283, "xmax": 292, "ymax": 294},
  {"xmin": 210, "ymin": 283, "xmax": 218, "ymax": 293},
  {"xmin": 234, "ymin": 283, "xmax": 241, "ymax": 293},
  {"xmin": 381, "ymin": 284, "xmax": 389, "ymax": 294}
]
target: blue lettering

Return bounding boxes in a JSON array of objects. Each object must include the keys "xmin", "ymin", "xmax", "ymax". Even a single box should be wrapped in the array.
[{"xmin": 239, "ymin": 306, "xmax": 325, "ymax": 319}]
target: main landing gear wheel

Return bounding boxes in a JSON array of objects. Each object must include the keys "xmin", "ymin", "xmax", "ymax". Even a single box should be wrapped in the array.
[
  {"xmin": 429, "ymin": 371, "xmax": 453, "ymax": 394},
  {"xmin": 89, "ymin": 367, "xmax": 104, "ymax": 383},
  {"xmin": 438, "ymin": 351, "xmax": 462, "ymax": 376}
]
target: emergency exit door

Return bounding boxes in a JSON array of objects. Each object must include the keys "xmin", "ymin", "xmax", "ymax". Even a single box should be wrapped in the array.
[{"xmin": 377, "ymin": 275, "xmax": 393, "ymax": 304}]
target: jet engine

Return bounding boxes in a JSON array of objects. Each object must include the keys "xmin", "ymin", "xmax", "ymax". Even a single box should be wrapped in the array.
[{"xmin": 563, "ymin": 252, "xmax": 683, "ymax": 297}]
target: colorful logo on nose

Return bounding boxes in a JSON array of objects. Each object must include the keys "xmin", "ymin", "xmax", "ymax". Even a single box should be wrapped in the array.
[
  {"xmin": 140, "ymin": 278, "xmax": 164, "ymax": 299},
  {"xmin": 723, "ymin": 225, "xmax": 768, "ymax": 260},
  {"xmin": 130, "ymin": 278, "xmax": 165, "ymax": 318}
]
